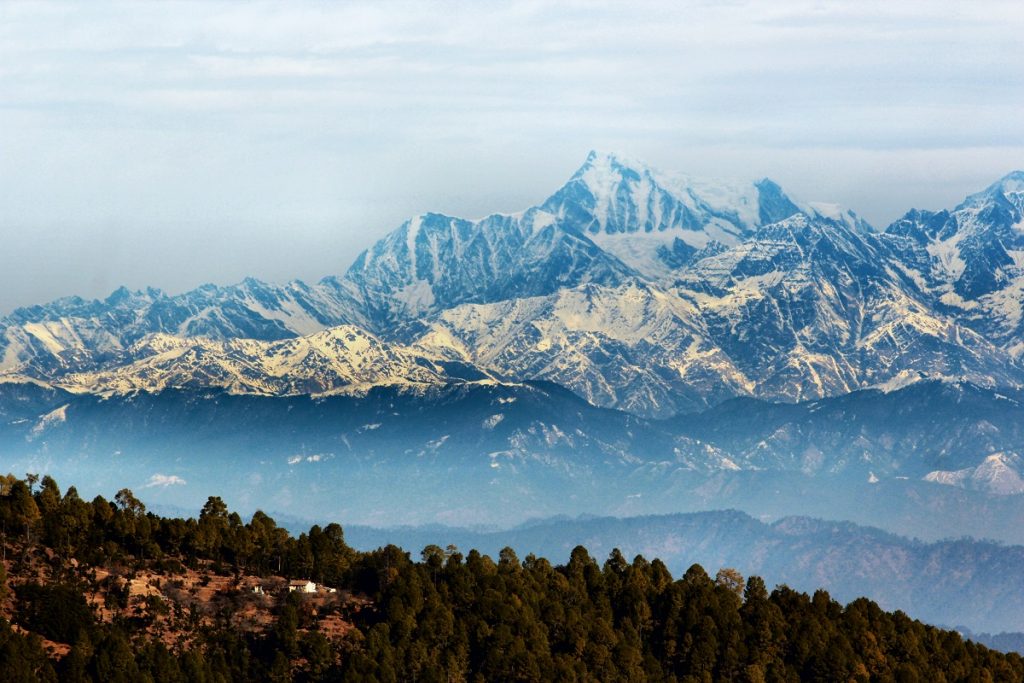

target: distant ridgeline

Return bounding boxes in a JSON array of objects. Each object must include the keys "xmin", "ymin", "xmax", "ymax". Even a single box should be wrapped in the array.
[
  {"xmin": 1, "ymin": 476, "xmax": 1022, "ymax": 682},
  {"xmin": 2, "ymin": 154, "xmax": 1024, "ymax": 535}
]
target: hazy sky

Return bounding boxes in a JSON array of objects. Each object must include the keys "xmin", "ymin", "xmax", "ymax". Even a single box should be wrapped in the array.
[{"xmin": 1, "ymin": 1, "xmax": 1022, "ymax": 313}]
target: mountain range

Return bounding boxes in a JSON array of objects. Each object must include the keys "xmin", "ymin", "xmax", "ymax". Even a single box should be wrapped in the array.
[
  {"xmin": 1, "ymin": 151, "xmax": 1024, "ymax": 528},
  {"xmin": 3, "ymin": 375, "xmax": 1024, "ymax": 546}
]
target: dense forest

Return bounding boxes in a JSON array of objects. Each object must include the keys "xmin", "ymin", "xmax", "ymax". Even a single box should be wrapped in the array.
[{"xmin": 0, "ymin": 474, "xmax": 1021, "ymax": 682}]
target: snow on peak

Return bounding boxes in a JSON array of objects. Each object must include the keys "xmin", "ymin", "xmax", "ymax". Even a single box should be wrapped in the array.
[
  {"xmin": 578, "ymin": 149, "xmax": 653, "ymax": 176},
  {"xmin": 561, "ymin": 151, "xmax": 769, "ymax": 231},
  {"xmin": 924, "ymin": 452, "xmax": 1024, "ymax": 496},
  {"xmin": 540, "ymin": 153, "xmax": 804, "ymax": 278},
  {"xmin": 987, "ymin": 170, "xmax": 1024, "ymax": 197},
  {"xmin": 959, "ymin": 170, "xmax": 1024, "ymax": 211},
  {"xmin": 806, "ymin": 202, "xmax": 875, "ymax": 233},
  {"xmin": 54, "ymin": 326, "xmax": 468, "ymax": 398},
  {"xmin": 872, "ymin": 370, "xmax": 943, "ymax": 393}
]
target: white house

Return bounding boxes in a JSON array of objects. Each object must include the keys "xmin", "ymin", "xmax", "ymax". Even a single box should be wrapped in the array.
[{"xmin": 288, "ymin": 580, "xmax": 317, "ymax": 593}]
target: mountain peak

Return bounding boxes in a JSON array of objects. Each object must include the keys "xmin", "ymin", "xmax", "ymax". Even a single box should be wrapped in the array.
[
  {"xmin": 549, "ymin": 153, "xmax": 765, "ymax": 229},
  {"xmin": 754, "ymin": 178, "xmax": 802, "ymax": 226},
  {"xmin": 959, "ymin": 170, "xmax": 1024, "ymax": 211},
  {"xmin": 581, "ymin": 149, "xmax": 644, "ymax": 167},
  {"xmin": 995, "ymin": 169, "xmax": 1024, "ymax": 186},
  {"xmin": 537, "ymin": 153, "xmax": 819, "ymax": 278},
  {"xmin": 104, "ymin": 285, "xmax": 134, "ymax": 305},
  {"xmin": 572, "ymin": 150, "xmax": 654, "ymax": 184},
  {"xmin": 103, "ymin": 285, "xmax": 159, "ymax": 307},
  {"xmin": 989, "ymin": 170, "xmax": 1024, "ymax": 202}
]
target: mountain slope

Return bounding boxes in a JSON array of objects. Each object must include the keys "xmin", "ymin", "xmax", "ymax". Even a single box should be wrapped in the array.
[
  {"xmin": 540, "ymin": 151, "xmax": 871, "ymax": 279},
  {"xmin": 332, "ymin": 207, "xmax": 636, "ymax": 332},
  {"xmin": 4, "ymin": 378, "xmax": 1024, "ymax": 539},
  {"xmin": 414, "ymin": 278, "xmax": 751, "ymax": 417},
  {"xmin": 667, "ymin": 379, "xmax": 1024, "ymax": 481},
  {"xmin": 883, "ymin": 171, "xmax": 1024, "ymax": 355},
  {"xmin": 0, "ymin": 380, "xmax": 680, "ymax": 526},
  {"xmin": 672, "ymin": 213, "xmax": 1024, "ymax": 402},
  {"xmin": 55, "ymin": 326, "xmax": 465, "ymax": 397},
  {"xmin": 0, "ymin": 278, "xmax": 364, "ymax": 377}
]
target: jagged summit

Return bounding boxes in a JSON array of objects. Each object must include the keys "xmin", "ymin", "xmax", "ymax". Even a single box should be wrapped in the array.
[
  {"xmin": 2, "ymin": 159, "xmax": 1024, "ymax": 420},
  {"xmin": 959, "ymin": 169, "xmax": 1024, "ymax": 213},
  {"xmin": 881, "ymin": 168, "xmax": 1024, "ymax": 345},
  {"xmin": 544, "ymin": 150, "xmax": 783, "ymax": 238},
  {"xmin": 335, "ymin": 152, "xmax": 846, "ymax": 324},
  {"xmin": 539, "ymin": 152, "xmax": 875, "ymax": 277},
  {"xmin": 993, "ymin": 168, "xmax": 1024, "ymax": 188},
  {"xmin": 336, "ymin": 205, "xmax": 632, "ymax": 328},
  {"xmin": 540, "ymin": 152, "xmax": 777, "ymax": 278}
]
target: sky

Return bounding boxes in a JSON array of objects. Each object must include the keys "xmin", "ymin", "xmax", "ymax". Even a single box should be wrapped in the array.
[{"xmin": 1, "ymin": 0, "xmax": 1022, "ymax": 313}]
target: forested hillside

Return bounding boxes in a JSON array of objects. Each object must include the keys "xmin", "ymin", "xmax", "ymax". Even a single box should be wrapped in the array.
[
  {"xmin": 344, "ymin": 511, "xmax": 1024, "ymax": 635},
  {"xmin": 1, "ymin": 475, "xmax": 1021, "ymax": 682}
]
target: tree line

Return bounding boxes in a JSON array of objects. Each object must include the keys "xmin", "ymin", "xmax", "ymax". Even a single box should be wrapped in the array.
[{"xmin": 1, "ymin": 474, "xmax": 1021, "ymax": 682}]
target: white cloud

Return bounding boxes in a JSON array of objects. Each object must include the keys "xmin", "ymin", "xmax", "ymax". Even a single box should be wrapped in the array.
[{"xmin": 143, "ymin": 473, "xmax": 187, "ymax": 488}]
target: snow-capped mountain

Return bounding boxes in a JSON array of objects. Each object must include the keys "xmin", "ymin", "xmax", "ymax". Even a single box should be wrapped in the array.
[
  {"xmin": 0, "ymin": 278, "xmax": 363, "ymax": 377},
  {"xmin": 882, "ymin": 171, "xmax": 1024, "ymax": 357},
  {"xmin": 414, "ymin": 278, "xmax": 751, "ymax": 417},
  {"xmin": 333, "ymin": 150, "xmax": 799, "ymax": 331},
  {"xmin": 2, "ymin": 153, "xmax": 1023, "ymax": 423},
  {"xmin": 330, "ymin": 151, "xmax": 872, "ymax": 328},
  {"xmin": 671, "ymin": 212, "xmax": 1023, "ymax": 402},
  {"xmin": 925, "ymin": 452, "xmax": 1024, "ymax": 496},
  {"xmin": 409, "ymin": 211, "xmax": 1022, "ymax": 416},
  {"xmin": 332, "ymin": 206, "xmax": 635, "ymax": 332},
  {"xmin": 54, "ymin": 326, "xmax": 464, "ymax": 397},
  {"xmin": 540, "ymin": 151, "xmax": 871, "ymax": 279}
]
